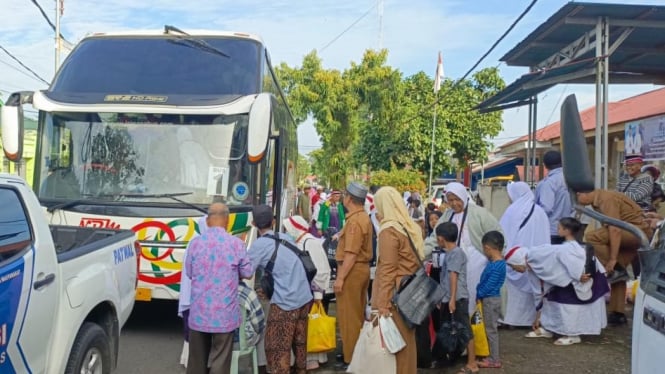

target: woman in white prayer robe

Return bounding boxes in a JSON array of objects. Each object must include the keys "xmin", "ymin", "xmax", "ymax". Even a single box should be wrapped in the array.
[
  {"xmin": 499, "ymin": 182, "xmax": 550, "ymax": 327},
  {"xmin": 426, "ymin": 182, "xmax": 501, "ymax": 314},
  {"xmin": 506, "ymin": 218, "xmax": 609, "ymax": 345}
]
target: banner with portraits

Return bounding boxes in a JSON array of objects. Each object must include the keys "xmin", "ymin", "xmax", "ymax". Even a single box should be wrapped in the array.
[{"xmin": 625, "ymin": 114, "xmax": 665, "ymax": 161}]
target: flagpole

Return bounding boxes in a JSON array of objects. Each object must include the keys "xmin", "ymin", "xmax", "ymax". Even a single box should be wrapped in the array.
[
  {"xmin": 429, "ymin": 52, "xmax": 443, "ymax": 197},
  {"xmin": 55, "ymin": 0, "xmax": 61, "ymax": 71},
  {"xmin": 428, "ymin": 94, "xmax": 438, "ymax": 196}
]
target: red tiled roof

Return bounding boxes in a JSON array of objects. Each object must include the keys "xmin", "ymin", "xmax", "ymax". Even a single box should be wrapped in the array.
[{"xmin": 500, "ymin": 87, "xmax": 665, "ymax": 148}]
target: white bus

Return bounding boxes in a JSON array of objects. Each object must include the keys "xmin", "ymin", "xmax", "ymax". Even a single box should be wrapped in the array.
[{"xmin": 1, "ymin": 28, "xmax": 298, "ymax": 302}]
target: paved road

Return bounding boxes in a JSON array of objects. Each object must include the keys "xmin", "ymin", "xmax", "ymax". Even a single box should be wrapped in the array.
[{"xmin": 117, "ymin": 300, "xmax": 632, "ymax": 374}]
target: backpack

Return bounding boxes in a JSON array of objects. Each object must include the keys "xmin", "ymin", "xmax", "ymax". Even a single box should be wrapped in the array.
[{"xmin": 261, "ymin": 234, "xmax": 318, "ymax": 298}]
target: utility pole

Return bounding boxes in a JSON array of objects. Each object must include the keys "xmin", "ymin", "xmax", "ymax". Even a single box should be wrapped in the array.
[
  {"xmin": 55, "ymin": 0, "xmax": 61, "ymax": 72},
  {"xmin": 378, "ymin": 0, "xmax": 384, "ymax": 49}
]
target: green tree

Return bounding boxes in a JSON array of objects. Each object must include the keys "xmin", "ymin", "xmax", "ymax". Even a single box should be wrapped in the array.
[
  {"xmin": 296, "ymin": 153, "xmax": 311, "ymax": 184},
  {"xmin": 276, "ymin": 51, "xmax": 360, "ymax": 188},
  {"xmin": 275, "ymin": 50, "xmax": 505, "ymax": 184},
  {"xmin": 370, "ymin": 168, "xmax": 426, "ymax": 194}
]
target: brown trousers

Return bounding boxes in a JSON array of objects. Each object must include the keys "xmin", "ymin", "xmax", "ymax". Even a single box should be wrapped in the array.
[
  {"xmin": 391, "ymin": 305, "xmax": 417, "ymax": 374},
  {"xmin": 265, "ymin": 302, "xmax": 311, "ymax": 374},
  {"xmin": 586, "ymin": 226, "xmax": 648, "ymax": 314},
  {"xmin": 336, "ymin": 263, "xmax": 370, "ymax": 363},
  {"xmin": 187, "ymin": 330, "xmax": 234, "ymax": 374}
]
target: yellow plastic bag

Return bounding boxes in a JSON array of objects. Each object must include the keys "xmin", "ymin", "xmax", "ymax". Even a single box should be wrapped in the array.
[
  {"xmin": 471, "ymin": 301, "xmax": 490, "ymax": 357},
  {"xmin": 307, "ymin": 301, "xmax": 337, "ymax": 353}
]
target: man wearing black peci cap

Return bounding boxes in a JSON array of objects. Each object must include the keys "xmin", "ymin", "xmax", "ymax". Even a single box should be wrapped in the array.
[
  {"xmin": 535, "ymin": 150, "xmax": 574, "ymax": 244},
  {"xmin": 333, "ymin": 182, "xmax": 372, "ymax": 370}
]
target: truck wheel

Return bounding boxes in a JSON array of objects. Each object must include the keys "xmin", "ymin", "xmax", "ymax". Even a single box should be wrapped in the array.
[{"xmin": 65, "ymin": 322, "xmax": 112, "ymax": 374}]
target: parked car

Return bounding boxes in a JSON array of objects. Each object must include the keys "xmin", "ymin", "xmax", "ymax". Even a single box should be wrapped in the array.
[{"xmin": 0, "ymin": 173, "xmax": 138, "ymax": 374}]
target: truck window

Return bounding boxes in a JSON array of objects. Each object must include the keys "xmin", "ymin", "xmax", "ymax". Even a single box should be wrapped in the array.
[{"xmin": 0, "ymin": 188, "xmax": 32, "ymax": 262}]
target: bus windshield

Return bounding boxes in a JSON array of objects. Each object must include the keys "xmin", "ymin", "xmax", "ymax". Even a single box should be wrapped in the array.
[
  {"xmin": 49, "ymin": 35, "xmax": 261, "ymax": 103},
  {"xmin": 37, "ymin": 112, "xmax": 253, "ymax": 206}
]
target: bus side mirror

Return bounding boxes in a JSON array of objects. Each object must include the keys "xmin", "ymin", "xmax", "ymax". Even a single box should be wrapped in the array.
[
  {"xmin": 561, "ymin": 94, "xmax": 595, "ymax": 193},
  {"xmin": 247, "ymin": 93, "xmax": 273, "ymax": 164},
  {"xmin": 1, "ymin": 91, "xmax": 32, "ymax": 162}
]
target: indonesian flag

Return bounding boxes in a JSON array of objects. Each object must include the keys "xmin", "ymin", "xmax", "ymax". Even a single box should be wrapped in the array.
[{"xmin": 433, "ymin": 51, "xmax": 444, "ymax": 93}]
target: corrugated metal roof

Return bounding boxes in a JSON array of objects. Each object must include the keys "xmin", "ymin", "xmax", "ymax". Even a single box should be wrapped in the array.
[
  {"xmin": 477, "ymin": 58, "xmax": 597, "ymax": 112},
  {"xmin": 502, "ymin": 2, "xmax": 665, "ymax": 72},
  {"xmin": 480, "ymin": 2, "xmax": 665, "ymax": 112},
  {"xmin": 499, "ymin": 87, "xmax": 665, "ymax": 148}
]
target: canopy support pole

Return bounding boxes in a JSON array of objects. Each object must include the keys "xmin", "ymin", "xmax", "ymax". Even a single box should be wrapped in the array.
[{"xmin": 595, "ymin": 17, "xmax": 610, "ymax": 189}]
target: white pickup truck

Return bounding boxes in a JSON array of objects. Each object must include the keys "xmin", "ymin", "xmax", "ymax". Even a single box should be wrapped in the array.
[{"xmin": 0, "ymin": 174, "xmax": 138, "ymax": 374}]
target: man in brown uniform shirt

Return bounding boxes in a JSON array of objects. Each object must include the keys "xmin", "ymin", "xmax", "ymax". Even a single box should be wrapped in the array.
[
  {"xmin": 578, "ymin": 189, "xmax": 652, "ymax": 325},
  {"xmin": 333, "ymin": 182, "xmax": 373, "ymax": 369}
]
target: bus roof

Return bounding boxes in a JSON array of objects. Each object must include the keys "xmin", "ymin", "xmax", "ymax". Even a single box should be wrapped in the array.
[{"xmin": 83, "ymin": 30, "xmax": 265, "ymax": 44}]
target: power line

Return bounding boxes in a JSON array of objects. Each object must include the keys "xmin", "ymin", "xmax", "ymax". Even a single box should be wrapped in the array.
[
  {"xmin": 0, "ymin": 58, "xmax": 49, "ymax": 85},
  {"xmin": 0, "ymin": 44, "xmax": 50, "ymax": 85},
  {"xmin": 404, "ymin": 0, "xmax": 539, "ymax": 124},
  {"xmin": 320, "ymin": 0, "xmax": 381, "ymax": 53},
  {"xmin": 544, "ymin": 84, "xmax": 569, "ymax": 125},
  {"xmin": 28, "ymin": 0, "xmax": 71, "ymax": 45}
]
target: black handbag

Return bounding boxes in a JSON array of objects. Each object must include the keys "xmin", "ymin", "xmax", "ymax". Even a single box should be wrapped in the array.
[
  {"xmin": 260, "ymin": 237, "xmax": 280, "ymax": 299},
  {"xmin": 438, "ymin": 314, "xmax": 470, "ymax": 358},
  {"xmin": 393, "ymin": 224, "xmax": 445, "ymax": 328}
]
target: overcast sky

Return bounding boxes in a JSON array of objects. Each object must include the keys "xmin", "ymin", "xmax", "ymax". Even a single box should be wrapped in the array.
[{"xmin": 1, "ymin": 0, "xmax": 662, "ymax": 155}]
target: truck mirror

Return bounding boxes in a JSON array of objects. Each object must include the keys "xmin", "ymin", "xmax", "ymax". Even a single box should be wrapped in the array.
[
  {"xmin": 247, "ymin": 93, "xmax": 273, "ymax": 164},
  {"xmin": 560, "ymin": 94, "xmax": 594, "ymax": 193},
  {"xmin": 1, "ymin": 91, "xmax": 32, "ymax": 162}
]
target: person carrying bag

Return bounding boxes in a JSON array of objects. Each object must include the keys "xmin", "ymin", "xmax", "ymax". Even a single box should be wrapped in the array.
[{"xmin": 371, "ymin": 186, "xmax": 440, "ymax": 374}]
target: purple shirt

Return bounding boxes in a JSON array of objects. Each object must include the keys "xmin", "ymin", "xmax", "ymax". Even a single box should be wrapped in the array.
[{"xmin": 185, "ymin": 227, "xmax": 253, "ymax": 333}]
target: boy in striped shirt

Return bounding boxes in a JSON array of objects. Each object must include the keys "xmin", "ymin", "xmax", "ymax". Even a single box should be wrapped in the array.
[{"xmin": 477, "ymin": 231, "xmax": 507, "ymax": 369}]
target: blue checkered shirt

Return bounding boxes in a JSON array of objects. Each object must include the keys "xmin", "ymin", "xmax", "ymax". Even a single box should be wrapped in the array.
[{"xmin": 235, "ymin": 281, "xmax": 265, "ymax": 346}]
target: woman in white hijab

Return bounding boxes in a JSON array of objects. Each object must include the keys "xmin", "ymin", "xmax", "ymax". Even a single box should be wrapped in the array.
[
  {"xmin": 428, "ymin": 182, "xmax": 501, "ymax": 314},
  {"xmin": 499, "ymin": 182, "xmax": 550, "ymax": 327},
  {"xmin": 371, "ymin": 186, "xmax": 423, "ymax": 374},
  {"xmin": 283, "ymin": 215, "xmax": 331, "ymax": 370}
]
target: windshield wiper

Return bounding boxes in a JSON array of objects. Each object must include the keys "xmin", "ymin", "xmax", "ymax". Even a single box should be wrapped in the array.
[
  {"xmin": 47, "ymin": 199, "xmax": 94, "ymax": 213},
  {"xmin": 0, "ymin": 231, "xmax": 24, "ymax": 241},
  {"xmin": 118, "ymin": 192, "xmax": 207, "ymax": 214},
  {"xmin": 47, "ymin": 192, "xmax": 206, "ymax": 214},
  {"xmin": 164, "ymin": 25, "xmax": 230, "ymax": 59}
]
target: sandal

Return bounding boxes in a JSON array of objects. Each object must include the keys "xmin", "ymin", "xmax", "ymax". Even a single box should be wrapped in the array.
[
  {"xmin": 525, "ymin": 327, "xmax": 553, "ymax": 338},
  {"xmin": 477, "ymin": 359, "xmax": 502, "ymax": 368},
  {"xmin": 554, "ymin": 336, "xmax": 581, "ymax": 346},
  {"xmin": 457, "ymin": 366, "xmax": 480, "ymax": 374}
]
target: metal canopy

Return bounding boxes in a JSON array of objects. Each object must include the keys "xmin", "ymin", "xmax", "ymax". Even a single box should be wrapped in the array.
[
  {"xmin": 502, "ymin": 2, "xmax": 665, "ymax": 72},
  {"xmin": 477, "ymin": 58, "xmax": 597, "ymax": 113},
  {"xmin": 478, "ymin": 2, "xmax": 665, "ymax": 189}
]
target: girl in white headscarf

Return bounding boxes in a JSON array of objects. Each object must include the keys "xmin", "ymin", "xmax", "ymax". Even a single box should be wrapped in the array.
[
  {"xmin": 427, "ymin": 182, "xmax": 502, "ymax": 314},
  {"xmin": 283, "ymin": 215, "xmax": 331, "ymax": 370},
  {"xmin": 506, "ymin": 218, "xmax": 608, "ymax": 345},
  {"xmin": 499, "ymin": 182, "xmax": 550, "ymax": 327}
]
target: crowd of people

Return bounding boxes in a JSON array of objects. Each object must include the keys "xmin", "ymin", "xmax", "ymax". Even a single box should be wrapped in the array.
[{"xmin": 174, "ymin": 148, "xmax": 657, "ymax": 373}]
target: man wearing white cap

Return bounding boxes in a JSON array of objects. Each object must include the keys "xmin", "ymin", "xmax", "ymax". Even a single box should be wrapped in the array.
[{"xmin": 283, "ymin": 215, "xmax": 331, "ymax": 370}]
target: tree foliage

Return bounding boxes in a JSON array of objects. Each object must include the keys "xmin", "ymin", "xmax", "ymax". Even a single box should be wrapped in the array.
[
  {"xmin": 274, "ymin": 49, "xmax": 505, "ymax": 186},
  {"xmin": 370, "ymin": 168, "xmax": 426, "ymax": 195},
  {"xmin": 296, "ymin": 152, "xmax": 311, "ymax": 185}
]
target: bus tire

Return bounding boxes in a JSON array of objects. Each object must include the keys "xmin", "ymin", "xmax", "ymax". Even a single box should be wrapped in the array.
[{"xmin": 65, "ymin": 322, "xmax": 112, "ymax": 374}]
